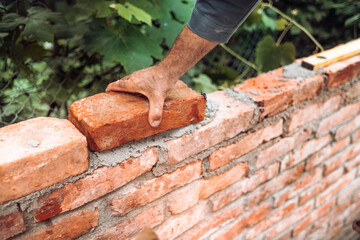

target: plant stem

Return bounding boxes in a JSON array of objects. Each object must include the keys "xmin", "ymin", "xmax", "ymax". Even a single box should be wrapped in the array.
[
  {"xmin": 262, "ymin": 2, "xmax": 324, "ymax": 52},
  {"xmin": 220, "ymin": 43, "xmax": 259, "ymax": 72},
  {"xmin": 276, "ymin": 23, "xmax": 292, "ymax": 46}
]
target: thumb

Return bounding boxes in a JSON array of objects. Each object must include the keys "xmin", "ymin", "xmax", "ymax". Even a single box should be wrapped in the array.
[{"xmin": 148, "ymin": 94, "xmax": 165, "ymax": 128}]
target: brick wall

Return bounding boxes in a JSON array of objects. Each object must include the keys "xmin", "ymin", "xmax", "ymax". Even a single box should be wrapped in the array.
[{"xmin": 1, "ymin": 45, "xmax": 360, "ymax": 240}]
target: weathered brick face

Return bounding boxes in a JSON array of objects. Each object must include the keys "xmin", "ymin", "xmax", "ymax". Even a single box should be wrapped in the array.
[{"xmin": 1, "ymin": 42, "xmax": 360, "ymax": 240}]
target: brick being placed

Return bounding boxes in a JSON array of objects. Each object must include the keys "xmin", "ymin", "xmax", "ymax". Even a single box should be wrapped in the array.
[{"xmin": 69, "ymin": 80, "xmax": 206, "ymax": 152}]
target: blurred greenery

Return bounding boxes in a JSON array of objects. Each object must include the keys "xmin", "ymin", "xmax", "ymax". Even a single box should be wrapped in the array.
[{"xmin": 0, "ymin": 0, "xmax": 359, "ymax": 125}]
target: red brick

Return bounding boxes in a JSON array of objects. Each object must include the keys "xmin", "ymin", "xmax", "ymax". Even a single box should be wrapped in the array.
[
  {"xmin": 91, "ymin": 207, "xmax": 163, "ymax": 240},
  {"xmin": 317, "ymin": 101, "xmax": 360, "ymax": 136},
  {"xmin": 167, "ymin": 181, "xmax": 201, "ymax": 215},
  {"xmin": 316, "ymin": 170, "xmax": 356, "ymax": 207},
  {"xmin": 209, "ymin": 202, "xmax": 271, "ymax": 240},
  {"xmin": 345, "ymin": 81, "xmax": 360, "ymax": 100},
  {"xmin": 256, "ymin": 129, "xmax": 311, "ymax": 169},
  {"xmin": 325, "ymin": 55, "xmax": 360, "ymax": 88},
  {"xmin": 233, "ymin": 68, "xmax": 323, "ymax": 118},
  {"xmin": 246, "ymin": 200, "xmax": 296, "ymax": 240},
  {"xmin": 293, "ymin": 198, "xmax": 335, "ymax": 236},
  {"xmin": 110, "ymin": 161, "xmax": 201, "ymax": 216},
  {"xmin": 209, "ymin": 162, "xmax": 279, "ymax": 211},
  {"xmin": 271, "ymin": 230, "xmax": 292, "ymax": 240},
  {"xmin": 327, "ymin": 226, "xmax": 342, "ymax": 239},
  {"xmin": 292, "ymin": 74, "xmax": 323, "ymax": 105},
  {"xmin": 0, "ymin": 117, "xmax": 88, "ymax": 205},
  {"xmin": 353, "ymin": 129, "xmax": 360, "ymax": 142},
  {"xmin": 247, "ymin": 164, "xmax": 304, "ymax": 209},
  {"xmin": 337, "ymin": 178, "xmax": 360, "ymax": 207},
  {"xmin": 178, "ymin": 202, "xmax": 243, "ymax": 240},
  {"xmin": 266, "ymin": 200, "xmax": 313, "ymax": 240},
  {"xmin": 21, "ymin": 209, "xmax": 98, "ymax": 240},
  {"xmin": 281, "ymin": 134, "xmax": 331, "ymax": 171},
  {"xmin": 274, "ymin": 168, "xmax": 322, "ymax": 207},
  {"xmin": 320, "ymin": 199, "xmax": 351, "ymax": 229},
  {"xmin": 0, "ymin": 205, "xmax": 25, "ymax": 240},
  {"xmin": 200, "ymin": 162, "xmax": 248, "ymax": 199},
  {"xmin": 209, "ymin": 120, "xmax": 282, "ymax": 170},
  {"xmin": 166, "ymin": 91, "xmax": 254, "ymax": 164},
  {"xmin": 324, "ymin": 141, "xmax": 360, "ymax": 175},
  {"xmin": 335, "ymin": 115, "xmax": 360, "ymax": 140},
  {"xmin": 287, "ymin": 94, "xmax": 342, "ymax": 132},
  {"xmin": 305, "ymin": 137, "xmax": 350, "ymax": 171},
  {"xmin": 345, "ymin": 153, "xmax": 360, "ymax": 172},
  {"xmin": 155, "ymin": 202, "xmax": 206, "ymax": 240},
  {"xmin": 299, "ymin": 168, "xmax": 343, "ymax": 205},
  {"xmin": 69, "ymin": 81, "xmax": 206, "ymax": 152},
  {"xmin": 34, "ymin": 148, "xmax": 157, "ymax": 222}
]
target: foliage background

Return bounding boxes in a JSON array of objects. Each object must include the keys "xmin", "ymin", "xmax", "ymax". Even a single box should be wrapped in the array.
[{"xmin": 0, "ymin": 0, "xmax": 359, "ymax": 126}]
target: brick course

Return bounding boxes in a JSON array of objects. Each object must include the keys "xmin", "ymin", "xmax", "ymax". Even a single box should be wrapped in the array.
[{"xmin": 1, "ymin": 42, "xmax": 360, "ymax": 240}]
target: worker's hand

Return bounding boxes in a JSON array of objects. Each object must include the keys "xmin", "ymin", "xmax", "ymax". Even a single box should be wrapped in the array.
[{"xmin": 106, "ymin": 66, "xmax": 177, "ymax": 128}]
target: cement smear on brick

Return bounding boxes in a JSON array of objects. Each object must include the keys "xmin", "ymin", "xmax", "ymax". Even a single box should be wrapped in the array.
[
  {"xmin": 225, "ymin": 89, "xmax": 257, "ymax": 108},
  {"xmin": 281, "ymin": 62, "xmax": 324, "ymax": 79}
]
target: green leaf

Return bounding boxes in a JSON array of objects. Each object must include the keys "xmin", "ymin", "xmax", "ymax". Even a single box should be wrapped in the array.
[
  {"xmin": 275, "ymin": 18, "xmax": 288, "ymax": 31},
  {"xmin": 261, "ymin": 12, "xmax": 276, "ymax": 31},
  {"xmin": 192, "ymin": 74, "xmax": 217, "ymax": 94},
  {"xmin": 110, "ymin": 3, "xmax": 152, "ymax": 26},
  {"xmin": 147, "ymin": 17, "xmax": 183, "ymax": 47},
  {"xmin": 0, "ymin": 33, "xmax": 9, "ymax": 38},
  {"xmin": 76, "ymin": 0, "xmax": 113, "ymax": 18},
  {"xmin": 255, "ymin": 35, "xmax": 295, "ymax": 72},
  {"xmin": 84, "ymin": 22, "xmax": 162, "ymax": 73},
  {"xmin": 0, "ymin": 13, "xmax": 25, "ymax": 32},
  {"xmin": 243, "ymin": 5, "xmax": 262, "ymax": 27},
  {"xmin": 345, "ymin": 14, "xmax": 360, "ymax": 27}
]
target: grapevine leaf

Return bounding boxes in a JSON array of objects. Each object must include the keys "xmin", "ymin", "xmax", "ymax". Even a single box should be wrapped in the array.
[
  {"xmin": 76, "ymin": 0, "xmax": 113, "ymax": 18},
  {"xmin": 255, "ymin": 35, "xmax": 295, "ymax": 72},
  {"xmin": 84, "ymin": 22, "xmax": 162, "ymax": 73},
  {"xmin": 192, "ymin": 74, "xmax": 217, "ymax": 94},
  {"xmin": 14, "ymin": 7, "xmax": 59, "ymax": 42},
  {"xmin": 110, "ymin": 4, "xmax": 132, "ymax": 22},
  {"xmin": 275, "ymin": 18, "xmax": 288, "ymax": 30},
  {"xmin": 261, "ymin": 13, "xmax": 276, "ymax": 31},
  {"xmin": 147, "ymin": 17, "xmax": 183, "ymax": 47},
  {"xmin": 0, "ymin": 13, "xmax": 25, "ymax": 31},
  {"xmin": 110, "ymin": 3, "xmax": 152, "ymax": 26}
]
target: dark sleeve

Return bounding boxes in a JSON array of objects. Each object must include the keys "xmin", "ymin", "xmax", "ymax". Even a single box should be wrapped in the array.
[{"xmin": 187, "ymin": 0, "xmax": 260, "ymax": 43}]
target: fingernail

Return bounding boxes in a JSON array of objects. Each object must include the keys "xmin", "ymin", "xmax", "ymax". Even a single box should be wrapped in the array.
[{"xmin": 151, "ymin": 120, "xmax": 160, "ymax": 128}]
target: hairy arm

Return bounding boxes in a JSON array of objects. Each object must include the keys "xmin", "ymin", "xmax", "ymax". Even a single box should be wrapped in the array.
[{"xmin": 106, "ymin": 26, "xmax": 217, "ymax": 127}]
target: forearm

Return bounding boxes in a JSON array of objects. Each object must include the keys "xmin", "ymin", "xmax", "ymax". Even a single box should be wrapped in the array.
[{"xmin": 156, "ymin": 26, "xmax": 218, "ymax": 83}]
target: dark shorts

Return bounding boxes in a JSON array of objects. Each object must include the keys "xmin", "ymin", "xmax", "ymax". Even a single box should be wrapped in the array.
[{"xmin": 187, "ymin": 0, "xmax": 260, "ymax": 43}]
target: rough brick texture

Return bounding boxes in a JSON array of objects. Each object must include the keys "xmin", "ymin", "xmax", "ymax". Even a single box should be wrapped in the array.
[
  {"xmin": 209, "ymin": 120, "xmax": 283, "ymax": 170},
  {"xmin": 91, "ymin": 207, "xmax": 163, "ymax": 240},
  {"xmin": 166, "ymin": 91, "xmax": 254, "ymax": 164},
  {"xmin": 19, "ymin": 209, "xmax": 98, "ymax": 240},
  {"xmin": 0, "ymin": 206, "xmax": 25, "ymax": 240},
  {"xmin": 325, "ymin": 55, "xmax": 360, "ymax": 88},
  {"xmin": 2, "ymin": 42, "xmax": 360, "ymax": 240},
  {"xmin": 110, "ymin": 161, "xmax": 201, "ymax": 216},
  {"xmin": 34, "ymin": 148, "xmax": 157, "ymax": 222},
  {"xmin": 233, "ymin": 69, "xmax": 323, "ymax": 118},
  {"xmin": 0, "ymin": 117, "xmax": 88, "ymax": 205},
  {"xmin": 69, "ymin": 81, "xmax": 206, "ymax": 152}
]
